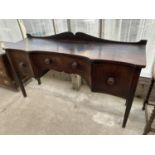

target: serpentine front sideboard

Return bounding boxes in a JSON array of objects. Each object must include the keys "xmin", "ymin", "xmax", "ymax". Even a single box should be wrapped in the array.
[{"xmin": 4, "ymin": 32, "xmax": 147, "ymax": 128}]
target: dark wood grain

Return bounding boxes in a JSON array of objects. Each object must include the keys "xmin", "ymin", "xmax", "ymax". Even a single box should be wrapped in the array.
[
  {"xmin": 91, "ymin": 62, "xmax": 136, "ymax": 98},
  {"xmin": 4, "ymin": 32, "xmax": 147, "ymax": 128},
  {"xmin": 4, "ymin": 32, "xmax": 146, "ymax": 67}
]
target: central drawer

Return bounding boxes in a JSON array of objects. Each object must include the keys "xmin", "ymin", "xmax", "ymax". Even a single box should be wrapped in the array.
[{"xmin": 30, "ymin": 52, "xmax": 91, "ymax": 84}]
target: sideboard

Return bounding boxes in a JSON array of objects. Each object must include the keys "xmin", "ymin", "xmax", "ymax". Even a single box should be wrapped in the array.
[{"xmin": 4, "ymin": 32, "xmax": 147, "ymax": 127}]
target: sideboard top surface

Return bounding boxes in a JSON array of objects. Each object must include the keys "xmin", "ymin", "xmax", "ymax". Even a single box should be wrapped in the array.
[{"xmin": 4, "ymin": 32, "xmax": 146, "ymax": 67}]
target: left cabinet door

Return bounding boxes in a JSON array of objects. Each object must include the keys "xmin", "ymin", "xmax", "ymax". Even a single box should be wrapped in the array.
[
  {"xmin": 2, "ymin": 50, "xmax": 32, "ymax": 90},
  {"xmin": 0, "ymin": 53, "xmax": 17, "ymax": 89}
]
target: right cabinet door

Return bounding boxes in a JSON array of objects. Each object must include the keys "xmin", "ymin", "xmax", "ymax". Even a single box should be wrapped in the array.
[{"xmin": 91, "ymin": 62, "xmax": 138, "ymax": 98}]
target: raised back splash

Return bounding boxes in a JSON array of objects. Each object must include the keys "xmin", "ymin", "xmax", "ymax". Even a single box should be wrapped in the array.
[{"xmin": 27, "ymin": 31, "xmax": 147, "ymax": 44}]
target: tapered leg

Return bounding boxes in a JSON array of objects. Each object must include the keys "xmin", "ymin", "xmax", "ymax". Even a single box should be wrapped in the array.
[
  {"xmin": 122, "ymin": 68, "xmax": 141, "ymax": 128},
  {"xmin": 142, "ymin": 78, "xmax": 154, "ymax": 110},
  {"xmin": 17, "ymin": 74, "xmax": 27, "ymax": 97},
  {"xmin": 122, "ymin": 96, "xmax": 134, "ymax": 128},
  {"xmin": 37, "ymin": 78, "xmax": 41, "ymax": 85}
]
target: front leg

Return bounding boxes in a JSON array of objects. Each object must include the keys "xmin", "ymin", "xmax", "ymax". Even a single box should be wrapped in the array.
[
  {"xmin": 122, "ymin": 96, "xmax": 134, "ymax": 128},
  {"xmin": 122, "ymin": 68, "xmax": 141, "ymax": 128},
  {"xmin": 17, "ymin": 73, "xmax": 27, "ymax": 97},
  {"xmin": 36, "ymin": 78, "xmax": 41, "ymax": 85}
]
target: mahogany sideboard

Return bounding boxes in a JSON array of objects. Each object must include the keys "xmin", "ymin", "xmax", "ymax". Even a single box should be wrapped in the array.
[{"xmin": 4, "ymin": 32, "xmax": 147, "ymax": 128}]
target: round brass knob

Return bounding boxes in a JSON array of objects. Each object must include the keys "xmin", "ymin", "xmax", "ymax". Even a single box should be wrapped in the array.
[
  {"xmin": 107, "ymin": 77, "xmax": 115, "ymax": 85},
  {"xmin": 71, "ymin": 61, "xmax": 78, "ymax": 69},
  {"xmin": 19, "ymin": 62, "xmax": 27, "ymax": 68},
  {"xmin": 44, "ymin": 58, "xmax": 52, "ymax": 65}
]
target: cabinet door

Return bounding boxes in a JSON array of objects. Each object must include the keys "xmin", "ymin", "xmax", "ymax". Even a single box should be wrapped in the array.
[
  {"xmin": 6, "ymin": 50, "xmax": 33, "ymax": 79},
  {"xmin": 91, "ymin": 62, "xmax": 139, "ymax": 98},
  {"xmin": 0, "ymin": 54, "xmax": 16, "ymax": 88}
]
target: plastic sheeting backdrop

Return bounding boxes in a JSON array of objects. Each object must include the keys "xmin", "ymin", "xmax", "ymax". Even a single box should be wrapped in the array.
[{"xmin": 0, "ymin": 19, "xmax": 155, "ymax": 78}]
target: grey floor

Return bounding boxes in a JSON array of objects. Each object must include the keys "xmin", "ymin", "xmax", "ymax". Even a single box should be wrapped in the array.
[{"xmin": 0, "ymin": 72, "xmax": 154, "ymax": 135}]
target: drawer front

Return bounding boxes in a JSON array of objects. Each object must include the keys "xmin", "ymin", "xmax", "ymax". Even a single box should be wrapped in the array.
[
  {"xmin": 6, "ymin": 50, "xmax": 33, "ymax": 78},
  {"xmin": 91, "ymin": 62, "xmax": 138, "ymax": 98},
  {"xmin": 30, "ymin": 52, "xmax": 91, "ymax": 85}
]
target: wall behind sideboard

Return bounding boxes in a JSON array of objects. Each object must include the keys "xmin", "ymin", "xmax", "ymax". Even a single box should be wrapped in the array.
[{"xmin": 0, "ymin": 19, "xmax": 155, "ymax": 97}]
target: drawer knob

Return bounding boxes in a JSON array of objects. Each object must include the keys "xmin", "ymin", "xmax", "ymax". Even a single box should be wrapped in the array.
[
  {"xmin": 71, "ymin": 62, "xmax": 78, "ymax": 69},
  {"xmin": 44, "ymin": 58, "xmax": 52, "ymax": 65},
  {"xmin": 107, "ymin": 77, "xmax": 115, "ymax": 85},
  {"xmin": 19, "ymin": 62, "xmax": 27, "ymax": 68}
]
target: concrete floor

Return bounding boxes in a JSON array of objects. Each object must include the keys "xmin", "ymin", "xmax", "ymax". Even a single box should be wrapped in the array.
[{"xmin": 0, "ymin": 72, "xmax": 154, "ymax": 135}]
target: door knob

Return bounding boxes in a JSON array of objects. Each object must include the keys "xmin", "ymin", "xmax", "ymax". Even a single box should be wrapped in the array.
[
  {"xmin": 19, "ymin": 62, "xmax": 27, "ymax": 68},
  {"xmin": 44, "ymin": 58, "xmax": 52, "ymax": 65},
  {"xmin": 107, "ymin": 77, "xmax": 115, "ymax": 85}
]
